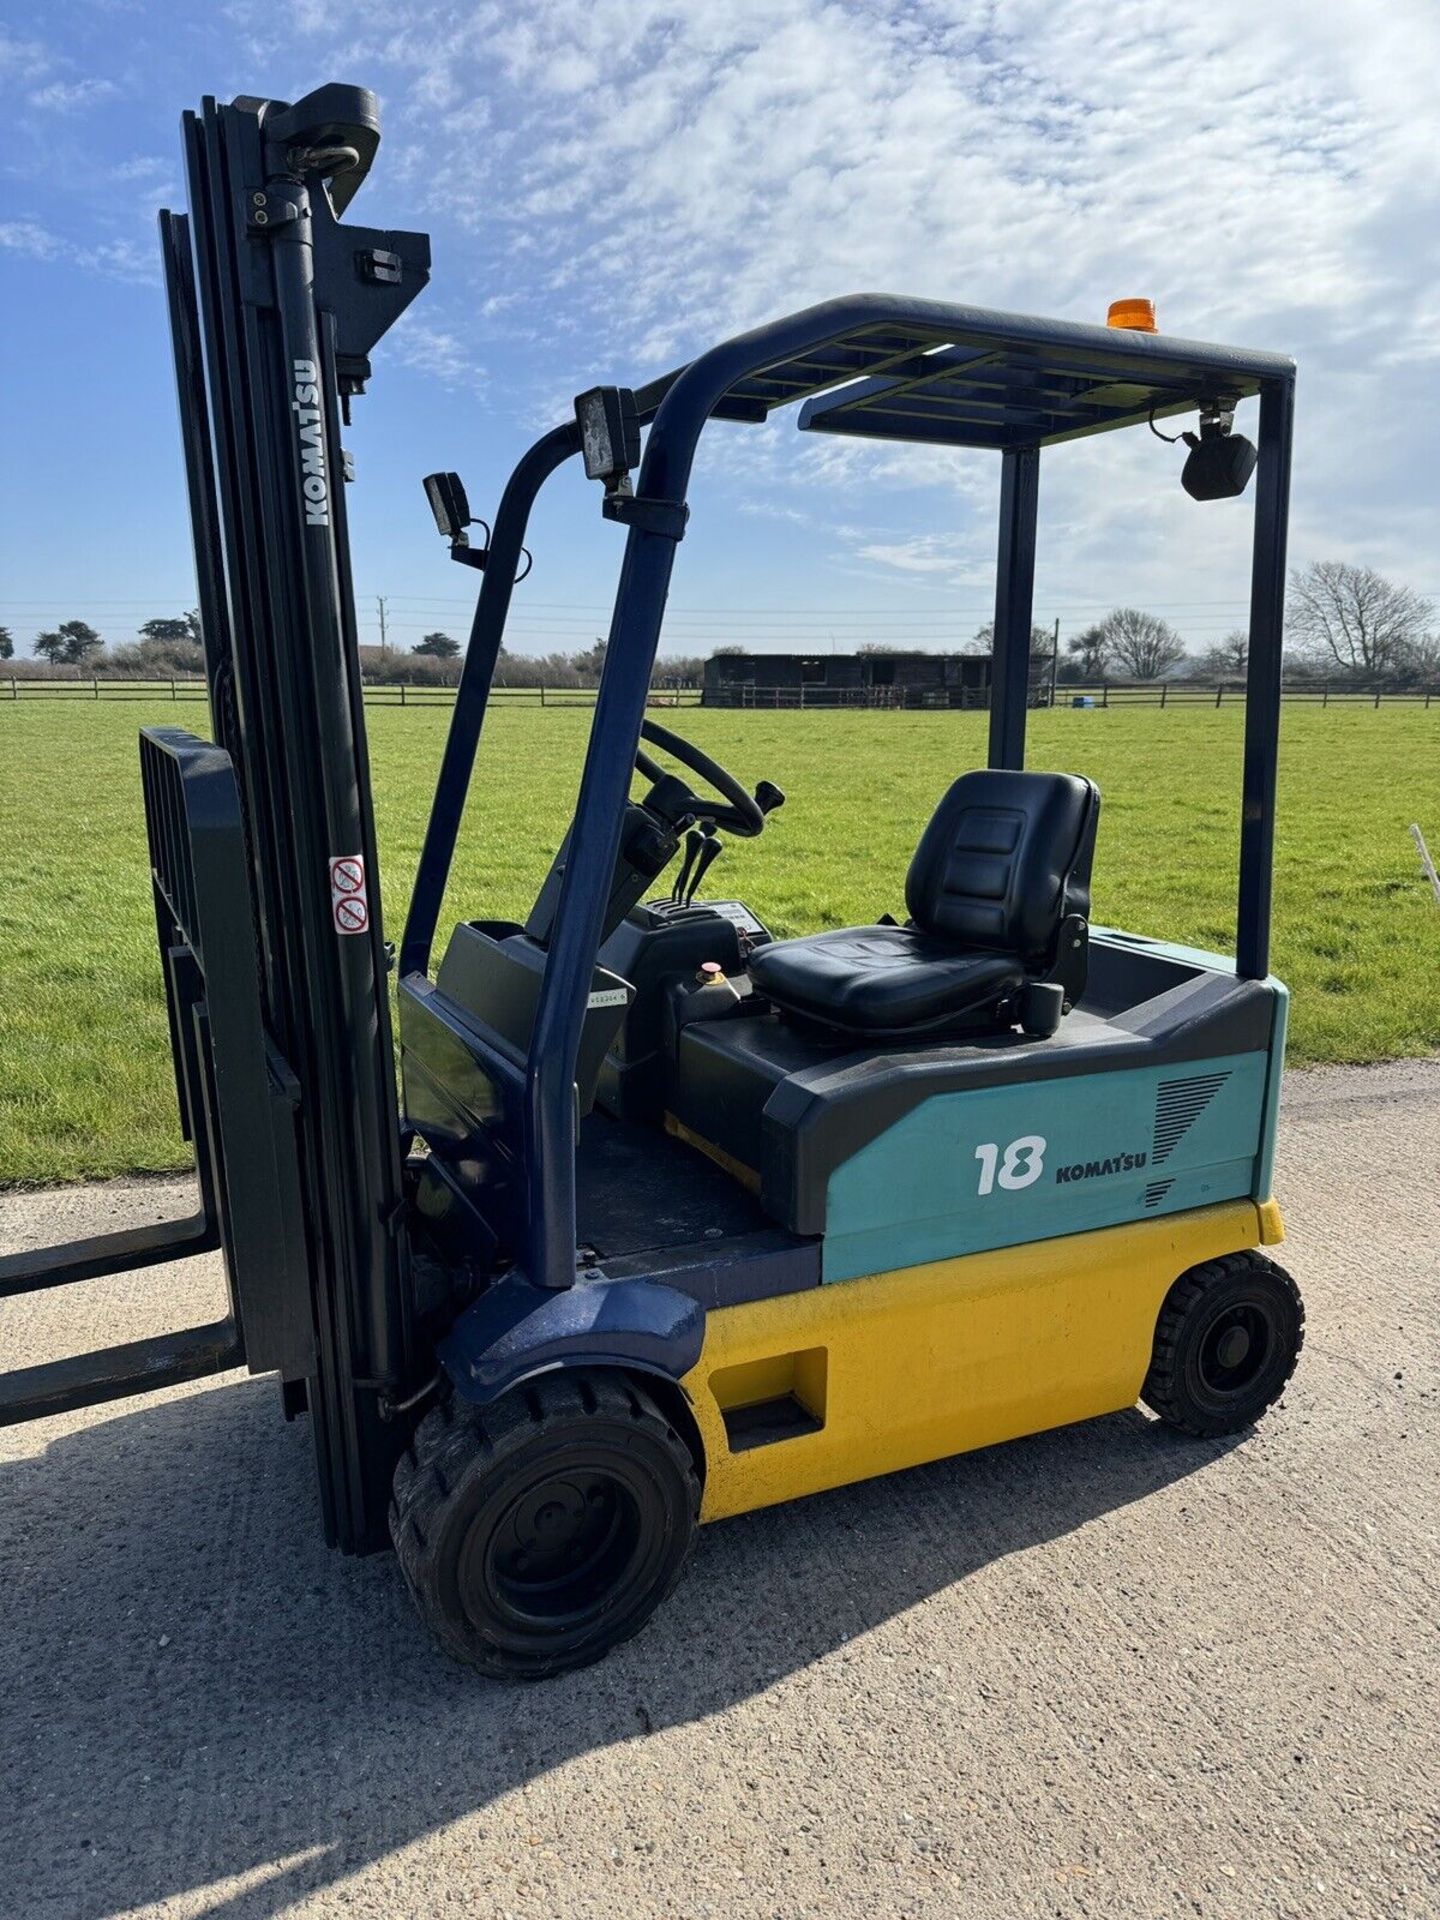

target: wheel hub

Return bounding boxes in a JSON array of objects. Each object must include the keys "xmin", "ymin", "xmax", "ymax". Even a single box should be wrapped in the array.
[
  {"xmin": 485, "ymin": 1466, "xmax": 643, "ymax": 1627},
  {"xmin": 1215, "ymin": 1325, "xmax": 1251, "ymax": 1370},
  {"xmin": 1198, "ymin": 1302, "xmax": 1271, "ymax": 1395}
]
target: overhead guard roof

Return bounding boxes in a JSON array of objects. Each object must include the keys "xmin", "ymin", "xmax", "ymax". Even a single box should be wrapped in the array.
[{"xmin": 636, "ymin": 299, "xmax": 1295, "ymax": 452}]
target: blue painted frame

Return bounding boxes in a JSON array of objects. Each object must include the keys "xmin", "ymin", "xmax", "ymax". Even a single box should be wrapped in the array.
[{"xmin": 399, "ymin": 296, "xmax": 1296, "ymax": 1295}]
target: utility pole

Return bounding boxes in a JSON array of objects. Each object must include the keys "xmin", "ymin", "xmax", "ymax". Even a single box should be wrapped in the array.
[
  {"xmin": 1049, "ymin": 615, "xmax": 1060, "ymax": 708},
  {"xmin": 376, "ymin": 595, "xmax": 389, "ymax": 658}
]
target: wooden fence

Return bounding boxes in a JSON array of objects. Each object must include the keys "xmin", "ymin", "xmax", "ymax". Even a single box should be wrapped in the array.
[
  {"xmin": 1, "ymin": 677, "xmax": 703, "ymax": 708},
  {"xmin": 3, "ymin": 675, "xmax": 1434, "ymax": 710},
  {"xmin": 1059, "ymin": 681, "xmax": 1439, "ymax": 708}
]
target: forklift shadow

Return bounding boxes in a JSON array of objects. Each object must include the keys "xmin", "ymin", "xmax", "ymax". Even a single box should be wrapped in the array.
[{"xmin": 1, "ymin": 1374, "xmax": 1238, "ymax": 1918}]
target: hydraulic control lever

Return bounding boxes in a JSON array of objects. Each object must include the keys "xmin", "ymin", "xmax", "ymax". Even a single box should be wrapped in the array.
[
  {"xmin": 672, "ymin": 828, "xmax": 704, "ymax": 903},
  {"xmin": 685, "ymin": 822, "xmax": 724, "ymax": 905}
]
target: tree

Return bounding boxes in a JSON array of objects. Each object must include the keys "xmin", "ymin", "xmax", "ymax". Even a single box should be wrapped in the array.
[
  {"xmin": 969, "ymin": 621, "xmax": 1053, "ymax": 656},
  {"xmin": 654, "ymin": 653, "xmax": 705, "ymax": 686},
  {"xmin": 710, "ymin": 645, "xmax": 747, "ymax": 657},
  {"xmin": 570, "ymin": 639, "xmax": 607, "ymax": 683},
  {"xmin": 0, "ymin": 626, "xmax": 12, "ymax": 661},
  {"xmin": 34, "ymin": 619, "xmax": 103, "ymax": 666},
  {"xmin": 1287, "ymin": 561, "xmax": 1433, "ymax": 683},
  {"xmin": 1196, "ymin": 630, "xmax": 1249, "ymax": 679},
  {"xmin": 139, "ymin": 615, "xmax": 196, "ymax": 645},
  {"xmin": 1087, "ymin": 607, "xmax": 1186, "ymax": 680},
  {"xmin": 412, "ymin": 631, "xmax": 460, "ymax": 659},
  {"xmin": 120, "ymin": 613, "xmax": 205, "ymax": 674},
  {"xmin": 969, "ymin": 621, "xmax": 1057, "ymax": 684},
  {"xmin": 1067, "ymin": 625, "xmax": 1110, "ymax": 679}
]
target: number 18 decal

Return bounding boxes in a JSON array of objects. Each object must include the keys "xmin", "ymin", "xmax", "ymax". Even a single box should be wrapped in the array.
[{"xmin": 974, "ymin": 1135, "xmax": 1047, "ymax": 1195}]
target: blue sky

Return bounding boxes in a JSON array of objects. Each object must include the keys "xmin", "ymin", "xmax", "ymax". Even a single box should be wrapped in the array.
[{"xmin": 3, "ymin": 0, "xmax": 1438, "ymax": 661}]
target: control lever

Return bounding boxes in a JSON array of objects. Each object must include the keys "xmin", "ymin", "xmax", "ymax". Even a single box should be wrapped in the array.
[
  {"xmin": 685, "ymin": 822, "xmax": 723, "ymax": 905},
  {"xmin": 672, "ymin": 828, "xmax": 704, "ymax": 903},
  {"xmin": 755, "ymin": 779, "xmax": 786, "ymax": 817}
]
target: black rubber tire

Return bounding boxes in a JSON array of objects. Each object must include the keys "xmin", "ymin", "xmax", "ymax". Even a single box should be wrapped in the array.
[
  {"xmin": 390, "ymin": 1370, "xmax": 699, "ymax": 1680},
  {"xmin": 1142, "ymin": 1251, "xmax": 1304, "ymax": 1438}
]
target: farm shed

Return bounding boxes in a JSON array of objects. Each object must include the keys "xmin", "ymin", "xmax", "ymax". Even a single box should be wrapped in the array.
[{"xmin": 701, "ymin": 650, "xmax": 992, "ymax": 707}]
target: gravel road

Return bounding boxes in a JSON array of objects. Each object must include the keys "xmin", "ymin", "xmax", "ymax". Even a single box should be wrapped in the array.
[{"xmin": 1, "ymin": 1060, "xmax": 1436, "ymax": 1919}]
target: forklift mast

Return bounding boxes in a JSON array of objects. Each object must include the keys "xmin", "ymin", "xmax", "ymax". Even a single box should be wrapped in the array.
[{"xmin": 0, "ymin": 86, "xmax": 430, "ymax": 1552}]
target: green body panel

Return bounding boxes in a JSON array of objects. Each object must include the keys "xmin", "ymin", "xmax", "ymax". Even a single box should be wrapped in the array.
[
  {"xmin": 1093, "ymin": 928, "xmax": 1289, "ymax": 1202},
  {"xmin": 823, "ymin": 1048, "xmax": 1271, "ymax": 1284}
]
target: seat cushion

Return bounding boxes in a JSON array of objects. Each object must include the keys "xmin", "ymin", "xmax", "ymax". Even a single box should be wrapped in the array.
[
  {"xmin": 906, "ymin": 768, "xmax": 1097, "ymax": 959},
  {"xmin": 748, "ymin": 926, "xmax": 1023, "ymax": 1036}
]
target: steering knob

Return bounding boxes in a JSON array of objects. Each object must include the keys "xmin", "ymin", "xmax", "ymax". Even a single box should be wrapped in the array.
[{"xmin": 754, "ymin": 780, "xmax": 786, "ymax": 816}]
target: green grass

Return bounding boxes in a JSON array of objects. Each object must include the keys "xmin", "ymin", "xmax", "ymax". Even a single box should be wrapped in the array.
[{"xmin": 1, "ymin": 700, "xmax": 1436, "ymax": 1185}]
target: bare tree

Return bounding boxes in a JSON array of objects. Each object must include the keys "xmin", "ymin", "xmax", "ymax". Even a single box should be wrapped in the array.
[
  {"xmin": 1288, "ymin": 562, "xmax": 1432, "ymax": 683},
  {"xmin": 1090, "ymin": 607, "xmax": 1186, "ymax": 680},
  {"xmin": 1407, "ymin": 630, "xmax": 1440, "ymax": 682},
  {"xmin": 1196, "ymin": 630, "xmax": 1249, "ymax": 679},
  {"xmin": 654, "ymin": 654, "xmax": 705, "ymax": 684},
  {"xmin": 970, "ymin": 621, "xmax": 1055, "ymax": 682}
]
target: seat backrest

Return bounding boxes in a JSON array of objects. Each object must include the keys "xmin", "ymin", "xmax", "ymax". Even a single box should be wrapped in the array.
[{"xmin": 904, "ymin": 769, "xmax": 1099, "ymax": 962}]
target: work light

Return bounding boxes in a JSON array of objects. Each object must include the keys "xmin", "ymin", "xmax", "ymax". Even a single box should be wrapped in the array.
[
  {"xmin": 575, "ymin": 386, "xmax": 641, "ymax": 487},
  {"xmin": 1181, "ymin": 409, "xmax": 1258, "ymax": 500},
  {"xmin": 423, "ymin": 470, "xmax": 472, "ymax": 540}
]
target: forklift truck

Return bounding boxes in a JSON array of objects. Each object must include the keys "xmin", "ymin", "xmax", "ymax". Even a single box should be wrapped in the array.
[{"xmin": 0, "ymin": 83, "xmax": 1304, "ymax": 1678}]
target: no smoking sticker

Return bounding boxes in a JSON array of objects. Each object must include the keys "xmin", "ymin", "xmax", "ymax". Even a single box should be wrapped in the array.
[{"xmin": 328, "ymin": 853, "xmax": 370, "ymax": 936}]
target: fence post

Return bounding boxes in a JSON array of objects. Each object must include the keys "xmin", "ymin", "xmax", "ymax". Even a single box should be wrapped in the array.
[
  {"xmin": 540, "ymin": 684, "xmax": 546, "ymax": 707},
  {"xmin": 1322, "ymin": 681, "xmax": 1329, "ymax": 708},
  {"xmin": 1374, "ymin": 686, "xmax": 1382, "ymax": 710},
  {"xmin": 400, "ymin": 682, "xmax": 407, "ymax": 708},
  {"xmin": 1216, "ymin": 682, "xmax": 1224, "ymax": 709},
  {"xmin": 1102, "ymin": 683, "xmax": 1109, "ymax": 709},
  {"xmin": 1160, "ymin": 682, "xmax": 1168, "ymax": 709},
  {"xmin": 93, "ymin": 674, "xmax": 100, "ymax": 700}
]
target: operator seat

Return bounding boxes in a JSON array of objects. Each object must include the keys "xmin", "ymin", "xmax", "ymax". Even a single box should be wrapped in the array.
[{"xmin": 747, "ymin": 769, "xmax": 1099, "ymax": 1039}]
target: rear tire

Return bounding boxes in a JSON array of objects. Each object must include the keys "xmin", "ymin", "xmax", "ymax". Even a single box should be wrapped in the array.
[
  {"xmin": 1142, "ymin": 1251, "xmax": 1304, "ymax": 1438},
  {"xmin": 390, "ymin": 1370, "xmax": 699, "ymax": 1680}
]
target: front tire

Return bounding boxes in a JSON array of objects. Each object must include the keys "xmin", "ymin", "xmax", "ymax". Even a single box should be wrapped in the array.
[
  {"xmin": 1142, "ymin": 1251, "xmax": 1304, "ymax": 1438},
  {"xmin": 391, "ymin": 1371, "xmax": 699, "ymax": 1680}
]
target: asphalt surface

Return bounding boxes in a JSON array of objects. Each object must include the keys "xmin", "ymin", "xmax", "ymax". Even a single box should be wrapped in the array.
[{"xmin": 1, "ymin": 1059, "xmax": 1436, "ymax": 1919}]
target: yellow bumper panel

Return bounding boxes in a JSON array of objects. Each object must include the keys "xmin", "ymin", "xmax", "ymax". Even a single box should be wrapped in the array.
[{"xmin": 684, "ymin": 1198, "xmax": 1279, "ymax": 1523}]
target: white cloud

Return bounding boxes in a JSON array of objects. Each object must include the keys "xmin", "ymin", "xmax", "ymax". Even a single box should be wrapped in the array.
[
  {"xmin": 81, "ymin": 0, "xmax": 1440, "ymax": 601},
  {"xmin": 0, "ymin": 216, "xmax": 156, "ymax": 283},
  {"xmin": 111, "ymin": 155, "xmax": 174, "ymax": 184},
  {"xmin": 383, "ymin": 316, "xmax": 487, "ymax": 390},
  {"xmin": 0, "ymin": 32, "xmax": 49, "ymax": 83},
  {"xmin": 0, "ymin": 220, "xmax": 59, "ymax": 261},
  {"xmin": 28, "ymin": 77, "xmax": 117, "ymax": 112}
]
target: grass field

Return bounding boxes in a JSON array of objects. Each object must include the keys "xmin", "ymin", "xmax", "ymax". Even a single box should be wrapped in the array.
[{"xmin": 1, "ymin": 700, "xmax": 1437, "ymax": 1186}]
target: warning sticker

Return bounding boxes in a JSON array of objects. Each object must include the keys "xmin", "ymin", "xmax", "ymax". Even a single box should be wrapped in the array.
[{"xmin": 328, "ymin": 853, "xmax": 370, "ymax": 936}]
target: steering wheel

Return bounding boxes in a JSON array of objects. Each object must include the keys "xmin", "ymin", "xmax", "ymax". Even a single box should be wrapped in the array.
[{"xmin": 634, "ymin": 718, "xmax": 767, "ymax": 839}]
